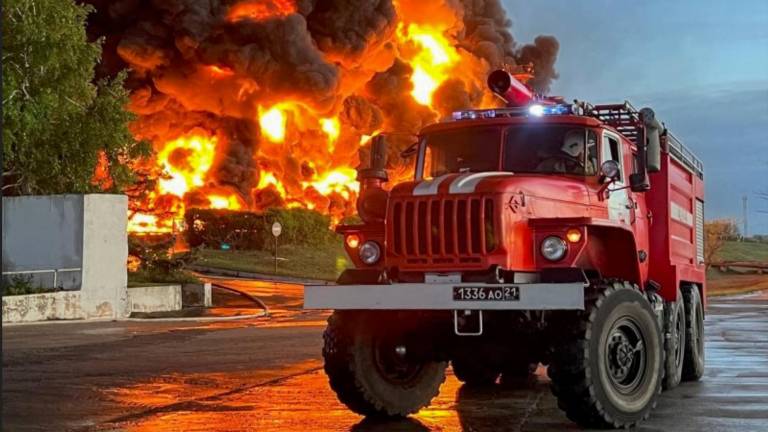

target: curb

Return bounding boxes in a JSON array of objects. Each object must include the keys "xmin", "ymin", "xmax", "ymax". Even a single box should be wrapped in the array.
[
  {"xmin": 2, "ymin": 310, "xmax": 269, "ymax": 326},
  {"xmin": 123, "ymin": 310, "xmax": 269, "ymax": 322}
]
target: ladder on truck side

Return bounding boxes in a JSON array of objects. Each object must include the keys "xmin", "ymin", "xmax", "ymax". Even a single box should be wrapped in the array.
[{"xmin": 590, "ymin": 102, "xmax": 703, "ymax": 179}]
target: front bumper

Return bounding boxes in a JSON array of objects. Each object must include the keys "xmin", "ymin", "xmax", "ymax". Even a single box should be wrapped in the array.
[{"xmin": 303, "ymin": 282, "xmax": 585, "ymax": 310}]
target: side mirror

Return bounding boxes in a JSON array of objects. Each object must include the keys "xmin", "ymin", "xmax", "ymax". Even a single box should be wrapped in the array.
[
  {"xmin": 598, "ymin": 160, "xmax": 622, "ymax": 199},
  {"xmin": 599, "ymin": 160, "xmax": 620, "ymax": 183}
]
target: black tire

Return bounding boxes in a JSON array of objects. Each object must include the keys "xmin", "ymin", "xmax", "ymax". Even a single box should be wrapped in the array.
[
  {"xmin": 548, "ymin": 281, "xmax": 663, "ymax": 428},
  {"xmin": 682, "ymin": 284, "xmax": 705, "ymax": 381},
  {"xmin": 323, "ymin": 311, "xmax": 447, "ymax": 417},
  {"xmin": 663, "ymin": 288, "xmax": 686, "ymax": 389},
  {"xmin": 451, "ymin": 358, "xmax": 500, "ymax": 386}
]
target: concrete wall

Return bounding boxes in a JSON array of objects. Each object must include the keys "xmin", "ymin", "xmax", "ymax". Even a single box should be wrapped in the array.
[
  {"xmin": 128, "ymin": 285, "xmax": 182, "ymax": 313},
  {"xmin": 2, "ymin": 292, "xmax": 82, "ymax": 323},
  {"xmin": 2, "ymin": 194, "xmax": 129, "ymax": 323},
  {"xmin": 182, "ymin": 283, "xmax": 213, "ymax": 307}
]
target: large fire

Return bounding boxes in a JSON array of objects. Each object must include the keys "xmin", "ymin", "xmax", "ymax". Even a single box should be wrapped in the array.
[{"xmin": 87, "ymin": 0, "xmax": 558, "ymax": 234}]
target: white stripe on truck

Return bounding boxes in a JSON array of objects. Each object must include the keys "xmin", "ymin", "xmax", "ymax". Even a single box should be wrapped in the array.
[
  {"xmin": 412, "ymin": 174, "xmax": 452, "ymax": 196},
  {"xmin": 448, "ymin": 172, "xmax": 513, "ymax": 194}
]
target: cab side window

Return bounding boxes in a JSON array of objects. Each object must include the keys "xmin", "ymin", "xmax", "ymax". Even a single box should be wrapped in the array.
[
  {"xmin": 601, "ymin": 135, "xmax": 623, "ymax": 180},
  {"xmin": 586, "ymin": 130, "xmax": 598, "ymax": 175}
]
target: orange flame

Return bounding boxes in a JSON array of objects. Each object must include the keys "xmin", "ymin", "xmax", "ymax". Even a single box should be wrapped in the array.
[
  {"xmin": 126, "ymin": 1, "xmax": 512, "ymax": 236},
  {"xmin": 127, "ymin": 212, "xmax": 174, "ymax": 234},
  {"xmin": 259, "ymin": 105, "xmax": 288, "ymax": 143},
  {"xmin": 156, "ymin": 133, "xmax": 217, "ymax": 197},
  {"xmin": 206, "ymin": 65, "xmax": 235, "ymax": 77},
  {"xmin": 397, "ymin": 23, "xmax": 460, "ymax": 106},
  {"xmin": 208, "ymin": 194, "xmax": 243, "ymax": 210},
  {"xmin": 227, "ymin": 0, "xmax": 296, "ymax": 22}
]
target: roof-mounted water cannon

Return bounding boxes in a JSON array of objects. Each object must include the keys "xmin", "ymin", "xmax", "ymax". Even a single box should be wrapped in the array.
[
  {"xmin": 356, "ymin": 134, "xmax": 389, "ymax": 223},
  {"xmin": 487, "ymin": 69, "xmax": 535, "ymax": 107}
]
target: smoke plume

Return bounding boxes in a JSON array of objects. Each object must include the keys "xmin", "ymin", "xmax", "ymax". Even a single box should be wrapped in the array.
[{"xmin": 83, "ymin": 0, "xmax": 559, "ymax": 228}]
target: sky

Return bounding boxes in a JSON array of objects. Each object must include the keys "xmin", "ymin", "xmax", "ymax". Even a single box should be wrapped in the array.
[{"xmin": 503, "ymin": 0, "xmax": 768, "ymax": 234}]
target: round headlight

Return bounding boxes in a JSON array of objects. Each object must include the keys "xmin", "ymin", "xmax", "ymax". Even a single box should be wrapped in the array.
[
  {"xmin": 359, "ymin": 241, "xmax": 381, "ymax": 265},
  {"xmin": 541, "ymin": 236, "xmax": 567, "ymax": 261}
]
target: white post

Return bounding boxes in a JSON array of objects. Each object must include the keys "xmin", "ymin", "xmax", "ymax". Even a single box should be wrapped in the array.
[{"xmin": 80, "ymin": 194, "xmax": 129, "ymax": 319}]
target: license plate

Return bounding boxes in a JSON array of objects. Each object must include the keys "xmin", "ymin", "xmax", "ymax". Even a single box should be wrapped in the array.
[{"xmin": 453, "ymin": 286, "xmax": 520, "ymax": 302}]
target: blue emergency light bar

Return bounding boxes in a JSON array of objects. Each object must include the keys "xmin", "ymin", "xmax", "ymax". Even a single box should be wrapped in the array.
[
  {"xmin": 527, "ymin": 103, "xmax": 571, "ymax": 116},
  {"xmin": 451, "ymin": 103, "xmax": 574, "ymax": 121}
]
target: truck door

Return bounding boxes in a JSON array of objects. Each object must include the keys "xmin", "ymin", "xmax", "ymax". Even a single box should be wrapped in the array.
[{"xmin": 601, "ymin": 132, "xmax": 631, "ymax": 224}]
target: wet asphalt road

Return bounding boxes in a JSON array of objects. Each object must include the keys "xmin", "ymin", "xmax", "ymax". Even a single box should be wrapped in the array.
[{"xmin": 3, "ymin": 280, "xmax": 768, "ymax": 432}]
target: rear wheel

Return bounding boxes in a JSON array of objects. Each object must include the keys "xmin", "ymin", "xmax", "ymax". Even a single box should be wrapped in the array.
[
  {"xmin": 323, "ymin": 311, "xmax": 447, "ymax": 417},
  {"xmin": 548, "ymin": 281, "xmax": 663, "ymax": 428},
  {"xmin": 663, "ymin": 288, "xmax": 686, "ymax": 389},
  {"xmin": 682, "ymin": 284, "xmax": 705, "ymax": 381}
]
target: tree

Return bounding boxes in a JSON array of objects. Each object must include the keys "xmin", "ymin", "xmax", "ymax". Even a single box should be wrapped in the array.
[
  {"xmin": 704, "ymin": 219, "xmax": 740, "ymax": 265},
  {"xmin": 2, "ymin": 0, "xmax": 148, "ymax": 195}
]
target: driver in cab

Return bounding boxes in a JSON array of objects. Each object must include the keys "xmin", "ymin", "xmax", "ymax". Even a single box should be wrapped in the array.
[{"xmin": 535, "ymin": 129, "xmax": 595, "ymax": 174}]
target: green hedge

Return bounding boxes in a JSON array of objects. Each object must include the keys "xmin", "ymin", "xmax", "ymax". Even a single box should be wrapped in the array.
[
  {"xmin": 264, "ymin": 208, "xmax": 334, "ymax": 246},
  {"xmin": 184, "ymin": 207, "xmax": 334, "ymax": 250}
]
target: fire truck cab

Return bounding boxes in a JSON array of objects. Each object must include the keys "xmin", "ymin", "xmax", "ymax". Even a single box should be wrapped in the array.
[{"xmin": 304, "ymin": 70, "xmax": 705, "ymax": 428}]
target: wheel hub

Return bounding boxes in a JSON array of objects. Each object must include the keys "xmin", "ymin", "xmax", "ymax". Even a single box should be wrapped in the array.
[
  {"xmin": 673, "ymin": 306, "xmax": 685, "ymax": 366},
  {"xmin": 373, "ymin": 337, "xmax": 423, "ymax": 385},
  {"xmin": 395, "ymin": 345, "xmax": 407, "ymax": 358},
  {"xmin": 608, "ymin": 332, "xmax": 634, "ymax": 381},
  {"xmin": 605, "ymin": 317, "xmax": 648, "ymax": 395}
]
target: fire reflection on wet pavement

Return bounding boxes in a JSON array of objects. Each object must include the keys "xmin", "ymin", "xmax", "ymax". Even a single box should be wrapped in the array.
[
  {"xmin": 4, "ymin": 282, "xmax": 768, "ymax": 432},
  {"xmin": 96, "ymin": 291, "xmax": 768, "ymax": 432},
  {"xmin": 101, "ymin": 366, "xmax": 562, "ymax": 432}
]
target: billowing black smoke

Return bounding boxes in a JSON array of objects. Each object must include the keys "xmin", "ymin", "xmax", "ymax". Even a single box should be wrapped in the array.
[{"xmin": 83, "ymin": 0, "xmax": 559, "ymax": 217}]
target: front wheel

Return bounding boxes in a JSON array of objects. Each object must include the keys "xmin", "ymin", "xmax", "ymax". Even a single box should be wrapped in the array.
[
  {"xmin": 548, "ymin": 281, "xmax": 663, "ymax": 428},
  {"xmin": 323, "ymin": 311, "xmax": 447, "ymax": 417}
]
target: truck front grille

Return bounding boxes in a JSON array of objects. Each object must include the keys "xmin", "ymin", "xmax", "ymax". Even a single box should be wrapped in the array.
[{"xmin": 388, "ymin": 196, "xmax": 497, "ymax": 265}]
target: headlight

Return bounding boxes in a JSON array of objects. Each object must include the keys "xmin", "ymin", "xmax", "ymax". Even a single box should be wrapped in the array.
[
  {"xmin": 359, "ymin": 241, "xmax": 381, "ymax": 265},
  {"xmin": 541, "ymin": 236, "xmax": 567, "ymax": 261}
]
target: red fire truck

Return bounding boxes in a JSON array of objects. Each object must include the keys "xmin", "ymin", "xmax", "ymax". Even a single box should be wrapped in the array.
[{"xmin": 304, "ymin": 70, "xmax": 706, "ymax": 428}]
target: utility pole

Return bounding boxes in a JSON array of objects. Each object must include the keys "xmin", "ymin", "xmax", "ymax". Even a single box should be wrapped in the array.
[{"xmin": 742, "ymin": 195, "xmax": 748, "ymax": 240}]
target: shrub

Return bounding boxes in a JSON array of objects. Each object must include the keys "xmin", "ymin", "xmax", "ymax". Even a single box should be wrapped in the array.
[
  {"xmin": 2, "ymin": 274, "xmax": 54, "ymax": 296},
  {"xmin": 265, "ymin": 208, "xmax": 334, "ymax": 246},
  {"xmin": 128, "ymin": 234, "xmax": 200, "ymax": 285},
  {"xmin": 185, "ymin": 208, "xmax": 268, "ymax": 250}
]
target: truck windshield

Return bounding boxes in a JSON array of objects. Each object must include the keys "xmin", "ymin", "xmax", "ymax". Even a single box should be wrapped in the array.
[
  {"xmin": 421, "ymin": 127, "xmax": 501, "ymax": 179},
  {"xmin": 504, "ymin": 125, "xmax": 598, "ymax": 175}
]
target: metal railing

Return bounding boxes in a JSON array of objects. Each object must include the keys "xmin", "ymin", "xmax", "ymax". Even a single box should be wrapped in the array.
[{"xmin": 2, "ymin": 268, "xmax": 82, "ymax": 289}]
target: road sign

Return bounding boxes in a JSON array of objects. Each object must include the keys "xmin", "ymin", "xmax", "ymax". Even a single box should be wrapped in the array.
[{"xmin": 271, "ymin": 221, "xmax": 282, "ymax": 274}]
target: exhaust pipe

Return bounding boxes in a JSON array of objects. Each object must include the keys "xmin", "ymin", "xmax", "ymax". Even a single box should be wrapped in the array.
[
  {"xmin": 357, "ymin": 135, "xmax": 389, "ymax": 223},
  {"xmin": 487, "ymin": 70, "xmax": 535, "ymax": 107},
  {"xmin": 640, "ymin": 108, "xmax": 662, "ymax": 173},
  {"xmin": 629, "ymin": 107, "xmax": 664, "ymax": 192}
]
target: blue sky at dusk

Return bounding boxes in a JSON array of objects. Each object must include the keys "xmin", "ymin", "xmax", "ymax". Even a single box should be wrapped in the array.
[{"xmin": 504, "ymin": 0, "xmax": 768, "ymax": 234}]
